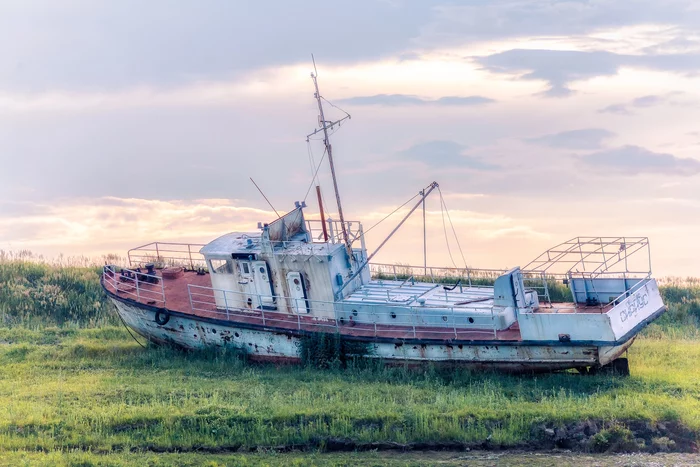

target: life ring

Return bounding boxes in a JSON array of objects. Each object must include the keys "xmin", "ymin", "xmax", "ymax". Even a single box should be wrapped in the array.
[{"xmin": 154, "ymin": 310, "xmax": 170, "ymax": 326}]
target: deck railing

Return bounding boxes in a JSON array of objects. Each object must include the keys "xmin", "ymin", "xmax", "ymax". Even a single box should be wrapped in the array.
[
  {"xmin": 305, "ymin": 219, "xmax": 365, "ymax": 249},
  {"xmin": 128, "ymin": 242, "xmax": 207, "ymax": 270},
  {"xmin": 368, "ymin": 262, "xmax": 652, "ymax": 308},
  {"xmin": 103, "ymin": 265, "xmax": 166, "ymax": 308},
  {"xmin": 187, "ymin": 284, "xmax": 499, "ymax": 338},
  {"xmin": 524, "ymin": 236, "xmax": 652, "ymax": 278},
  {"xmin": 369, "ymin": 263, "xmax": 557, "ymax": 304}
]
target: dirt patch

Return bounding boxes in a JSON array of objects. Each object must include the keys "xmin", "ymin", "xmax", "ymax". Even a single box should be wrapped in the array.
[{"xmin": 528, "ymin": 419, "xmax": 697, "ymax": 453}]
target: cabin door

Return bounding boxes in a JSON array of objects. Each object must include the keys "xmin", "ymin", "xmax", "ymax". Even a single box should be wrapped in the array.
[
  {"xmin": 252, "ymin": 261, "xmax": 275, "ymax": 309},
  {"xmin": 286, "ymin": 271, "xmax": 309, "ymax": 314}
]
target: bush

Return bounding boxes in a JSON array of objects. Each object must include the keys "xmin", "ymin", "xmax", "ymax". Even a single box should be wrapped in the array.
[{"xmin": 589, "ymin": 425, "xmax": 639, "ymax": 452}]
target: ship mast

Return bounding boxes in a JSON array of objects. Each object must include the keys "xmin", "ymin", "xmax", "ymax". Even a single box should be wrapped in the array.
[{"xmin": 308, "ymin": 58, "xmax": 353, "ymax": 258}]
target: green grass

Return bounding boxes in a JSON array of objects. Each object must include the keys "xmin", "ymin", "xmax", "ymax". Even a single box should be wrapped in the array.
[
  {"xmin": 0, "ymin": 258, "xmax": 699, "ymax": 463},
  {"xmin": 0, "ymin": 328, "xmax": 699, "ymax": 455}
]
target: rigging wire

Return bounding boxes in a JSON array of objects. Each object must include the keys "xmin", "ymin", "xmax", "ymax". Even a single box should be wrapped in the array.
[
  {"xmin": 350, "ymin": 191, "xmax": 422, "ymax": 245},
  {"xmin": 302, "ymin": 145, "xmax": 328, "ymax": 204},
  {"xmin": 306, "ymin": 139, "xmax": 317, "ymax": 182},
  {"xmin": 439, "ymin": 192, "xmax": 458, "ymax": 269},
  {"xmin": 321, "ymin": 96, "xmax": 351, "ymax": 119},
  {"xmin": 438, "ymin": 186, "xmax": 469, "ymax": 269},
  {"xmin": 309, "ymin": 141, "xmax": 333, "ymax": 218},
  {"xmin": 306, "ymin": 139, "xmax": 334, "ymax": 238}
]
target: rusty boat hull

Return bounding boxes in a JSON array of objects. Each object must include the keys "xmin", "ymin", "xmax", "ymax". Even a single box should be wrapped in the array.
[{"xmin": 103, "ymin": 275, "xmax": 660, "ymax": 372}]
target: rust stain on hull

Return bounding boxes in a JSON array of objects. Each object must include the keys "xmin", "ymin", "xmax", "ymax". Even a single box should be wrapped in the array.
[{"xmin": 110, "ymin": 296, "xmax": 629, "ymax": 372}]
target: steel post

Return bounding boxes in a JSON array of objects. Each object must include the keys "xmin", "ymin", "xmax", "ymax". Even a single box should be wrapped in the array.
[
  {"xmin": 223, "ymin": 291, "xmax": 230, "ymax": 320},
  {"xmin": 187, "ymin": 285, "xmax": 194, "ymax": 313},
  {"xmin": 452, "ymin": 307, "xmax": 457, "ymax": 339}
]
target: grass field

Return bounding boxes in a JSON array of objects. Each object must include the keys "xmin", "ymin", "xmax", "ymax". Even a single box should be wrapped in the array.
[
  {"xmin": 0, "ymin": 258, "xmax": 699, "ymax": 465},
  {"xmin": 1, "ymin": 328, "xmax": 699, "ymax": 454}
]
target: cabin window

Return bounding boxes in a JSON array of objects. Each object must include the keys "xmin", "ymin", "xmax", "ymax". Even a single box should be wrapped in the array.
[
  {"xmin": 209, "ymin": 259, "xmax": 233, "ymax": 274},
  {"xmin": 240, "ymin": 262, "xmax": 251, "ymax": 275}
]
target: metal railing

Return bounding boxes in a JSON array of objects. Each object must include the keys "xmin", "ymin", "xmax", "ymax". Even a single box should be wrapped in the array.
[
  {"xmin": 370, "ymin": 263, "xmax": 506, "ymax": 284},
  {"xmin": 368, "ymin": 262, "xmax": 653, "ymax": 310},
  {"xmin": 369, "ymin": 263, "xmax": 555, "ymax": 303},
  {"xmin": 605, "ymin": 277, "xmax": 652, "ymax": 307},
  {"xmin": 103, "ymin": 265, "xmax": 166, "ymax": 307},
  {"xmin": 187, "ymin": 284, "xmax": 499, "ymax": 338},
  {"xmin": 525, "ymin": 236, "xmax": 652, "ymax": 278},
  {"xmin": 128, "ymin": 242, "xmax": 207, "ymax": 270},
  {"xmin": 305, "ymin": 219, "xmax": 365, "ymax": 248}
]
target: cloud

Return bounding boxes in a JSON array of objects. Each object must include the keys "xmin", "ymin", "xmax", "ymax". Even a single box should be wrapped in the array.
[
  {"xmin": 578, "ymin": 145, "xmax": 700, "ymax": 176},
  {"xmin": 0, "ymin": 197, "xmax": 275, "ymax": 247},
  {"xmin": 337, "ymin": 94, "xmax": 495, "ymax": 106},
  {"xmin": 423, "ymin": 1, "xmax": 700, "ymax": 47},
  {"xmin": 599, "ymin": 92, "xmax": 685, "ymax": 115},
  {"xmin": 599, "ymin": 104, "xmax": 633, "ymax": 115},
  {"xmin": 0, "ymin": 0, "xmax": 442, "ymax": 93},
  {"xmin": 397, "ymin": 141, "xmax": 498, "ymax": 169},
  {"xmin": 642, "ymin": 36, "xmax": 700, "ymax": 55},
  {"xmin": 4, "ymin": 0, "xmax": 700, "ymax": 95},
  {"xmin": 632, "ymin": 95, "xmax": 667, "ymax": 107},
  {"xmin": 476, "ymin": 49, "xmax": 700, "ymax": 96},
  {"xmin": 527, "ymin": 129, "xmax": 616, "ymax": 150}
]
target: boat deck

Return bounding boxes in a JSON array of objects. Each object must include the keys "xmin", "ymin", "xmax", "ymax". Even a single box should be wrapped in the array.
[
  {"xmin": 344, "ymin": 278, "xmax": 611, "ymax": 314},
  {"xmin": 103, "ymin": 270, "xmax": 607, "ymax": 342},
  {"xmin": 344, "ymin": 280, "xmax": 496, "ymax": 310}
]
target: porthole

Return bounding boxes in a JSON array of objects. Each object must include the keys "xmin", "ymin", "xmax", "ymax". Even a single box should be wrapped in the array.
[
  {"xmin": 442, "ymin": 316, "xmax": 448, "ymax": 322},
  {"xmin": 293, "ymin": 278, "xmax": 300, "ymax": 285},
  {"xmin": 352, "ymin": 309, "xmax": 358, "ymax": 316},
  {"xmin": 468, "ymin": 317, "xmax": 475, "ymax": 324},
  {"xmin": 259, "ymin": 267, "xmax": 265, "ymax": 273},
  {"xmin": 390, "ymin": 312, "xmax": 397, "ymax": 319}
]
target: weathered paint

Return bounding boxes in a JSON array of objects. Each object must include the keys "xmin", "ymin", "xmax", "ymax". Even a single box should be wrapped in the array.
[
  {"xmin": 111, "ymin": 297, "xmax": 632, "ymax": 371},
  {"xmin": 608, "ymin": 280, "xmax": 665, "ymax": 341},
  {"xmin": 518, "ymin": 279, "xmax": 664, "ymax": 343}
]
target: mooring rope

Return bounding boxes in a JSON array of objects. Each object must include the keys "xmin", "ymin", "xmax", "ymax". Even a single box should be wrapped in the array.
[{"xmin": 115, "ymin": 304, "xmax": 147, "ymax": 349}]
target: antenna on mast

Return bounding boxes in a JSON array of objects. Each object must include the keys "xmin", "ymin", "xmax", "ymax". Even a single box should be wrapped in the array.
[{"xmin": 307, "ymin": 55, "xmax": 353, "ymax": 259}]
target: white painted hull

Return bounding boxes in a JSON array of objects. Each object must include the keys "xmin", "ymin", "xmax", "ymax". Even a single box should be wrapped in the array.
[{"xmin": 110, "ymin": 297, "xmax": 635, "ymax": 371}]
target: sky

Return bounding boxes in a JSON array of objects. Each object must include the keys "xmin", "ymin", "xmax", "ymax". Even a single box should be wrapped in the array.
[{"xmin": 1, "ymin": 0, "xmax": 700, "ymax": 276}]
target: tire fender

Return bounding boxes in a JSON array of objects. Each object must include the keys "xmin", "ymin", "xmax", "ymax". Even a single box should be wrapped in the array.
[{"xmin": 154, "ymin": 309, "xmax": 170, "ymax": 326}]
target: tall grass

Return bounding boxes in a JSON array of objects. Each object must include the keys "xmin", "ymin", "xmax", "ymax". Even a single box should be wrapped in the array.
[
  {"xmin": 0, "ymin": 252, "xmax": 117, "ymax": 327},
  {"xmin": 1, "ymin": 253, "xmax": 698, "ymax": 331}
]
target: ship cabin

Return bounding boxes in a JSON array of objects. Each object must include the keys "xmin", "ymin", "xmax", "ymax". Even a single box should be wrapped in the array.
[
  {"xmin": 198, "ymin": 204, "xmax": 538, "ymax": 333},
  {"xmin": 199, "ymin": 205, "xmax": 370, "ymax": 321}
]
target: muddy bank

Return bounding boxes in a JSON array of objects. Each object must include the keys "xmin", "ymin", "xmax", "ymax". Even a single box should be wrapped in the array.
[
  {"xmin": 126, "ymin": 419, "xmax": 696, "ymax": 455},
  {"xmin": 321, "ymin": 421, "xmax": 694, "ymax": 454},
  {"xmin": 306, "ymin": 419, "xmax": 696, "ymax": 454}
]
